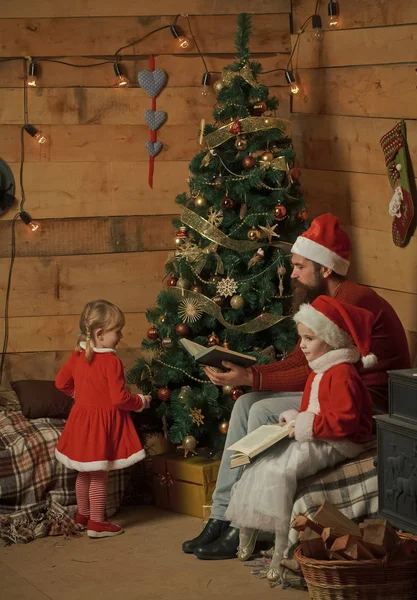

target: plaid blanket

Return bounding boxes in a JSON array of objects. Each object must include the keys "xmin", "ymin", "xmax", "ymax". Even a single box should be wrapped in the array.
[
  {"xmin": 0, "ymin": 407, "xmax": 126, "ymax": 545},
  {"xmin": 246, "ymin": 448, "xmax": 378, "ymax": 589}
]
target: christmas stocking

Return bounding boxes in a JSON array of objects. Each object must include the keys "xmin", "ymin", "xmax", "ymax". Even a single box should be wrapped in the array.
[{"xmin": 380, "ymin": 120, "xmax": 415, "ymax": 247}]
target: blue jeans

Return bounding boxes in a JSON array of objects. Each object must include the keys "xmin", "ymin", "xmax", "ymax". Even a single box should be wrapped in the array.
[{"xmin": 210, "ymin": 391, "xmax": 303, "ymax": 525}]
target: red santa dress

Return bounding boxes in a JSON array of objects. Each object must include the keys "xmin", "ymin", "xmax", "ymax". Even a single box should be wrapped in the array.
[
  {"xmin": 225, "ymin": 347, "xmax": 375, "ymax": 535},
  {"xmin": 55, "ymin": 343, "xmax": 146, "ymax": 472}
]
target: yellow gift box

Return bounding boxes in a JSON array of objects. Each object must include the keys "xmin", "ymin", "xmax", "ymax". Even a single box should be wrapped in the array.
[{"xmin": 151, "ymin": 452, "xmax": 221, "ymax": 519}]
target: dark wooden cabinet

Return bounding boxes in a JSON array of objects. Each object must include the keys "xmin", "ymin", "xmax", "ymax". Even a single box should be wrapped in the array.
[{"xmin": 375, "ymin": 369, "xmax": 417, "ymax": 534}]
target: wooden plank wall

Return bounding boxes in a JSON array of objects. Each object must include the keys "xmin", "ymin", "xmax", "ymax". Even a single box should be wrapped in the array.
[
  {"xmin": 292, "ymin": 0, "xmax": 417, "ymax": 363},
  {"xmin": 0, "ymin": 1, "xmax": 292, "ymax": 384}
]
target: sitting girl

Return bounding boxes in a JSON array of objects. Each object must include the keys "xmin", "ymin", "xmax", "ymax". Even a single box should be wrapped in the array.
[{"xmin": 225, "ymin": 295, "xmax": 376, "ymax": 582}]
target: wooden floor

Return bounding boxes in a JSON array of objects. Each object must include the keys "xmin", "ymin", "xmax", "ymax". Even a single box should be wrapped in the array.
[{"xmin": 1, "ymin": 506, "xmax": 308, "ymax": 600}]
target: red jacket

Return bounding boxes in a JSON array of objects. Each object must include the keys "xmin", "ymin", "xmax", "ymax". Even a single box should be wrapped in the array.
[{"xmin": 252, "ymin": 280, "xmax": 410, "ymax": 410}]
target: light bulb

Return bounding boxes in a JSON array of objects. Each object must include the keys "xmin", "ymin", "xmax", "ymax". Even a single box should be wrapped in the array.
[
  {"xmin": 113, "ymin": 63, "xmax": 129, "ymax": 88},
  {"xmin": 170, "ymin": 25, "xmax": 190, "ymax": 50},
  {"xmin": 328, "ymin": 1, "xmax": 339, "ymax": 27},
  {"xmin": 24, "ymin": 124, "xmax": 47, "ymax": 144},
  {"xmin": 27, "ymin": 61, "xmax": 38, "ymax": 87},
  {"xmin": 201, "ymin": 72, "xmax": 211, "ymax": 96},
  {"xmin": 285, "ymin": 70, "xmax": 299, "ymax": 95},
  {"xmin": 312, "ymin": 14, "xmax": 324, "ymax": 40},
  {"xmin": 19, "ymin": 211, "xmax": 40, "ymax": 232}
]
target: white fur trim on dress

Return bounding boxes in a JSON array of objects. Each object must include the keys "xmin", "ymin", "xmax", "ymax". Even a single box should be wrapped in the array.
[
  {"xmin": 308, "ymin": 347, "xmax": 361, "ymax": 373},
  {"xmin": 294, "ymin": 304, "xmax": 352, "ymax": 350},
  {"xmin": 55, "ymin": 448, "xmax": 146, "ymax": 471},
  {"xmin": 294, "ymin": 411, "xmax": 315, "ymax": 442},
  {"xmin": 291, "ymin": 236, "xmax": 350, "ymax": 276},
  {"xmin": 79, "ymin": 341, "xmax": 116, "ymax": 354},
  {"xmin": 307, "ymin": 373, "xmax": 323, "ymax": 414},
  {"xmin": 134, "ymin": 394, "xmax": 146, "ymax": 412},
  {"xmin": 279, "ymin": 409, "xmax": 299, "ymax": 424}
]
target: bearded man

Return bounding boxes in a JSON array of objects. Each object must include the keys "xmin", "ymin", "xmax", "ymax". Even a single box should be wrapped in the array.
[{"xmin": 182, "ymin": 213, "xmax": 411, "ymax": 561}]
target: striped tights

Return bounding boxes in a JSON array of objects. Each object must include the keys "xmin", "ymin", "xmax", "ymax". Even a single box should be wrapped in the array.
[{"xmin": 75, "ymin": 471, "xmax": 109, "ymax": 522}]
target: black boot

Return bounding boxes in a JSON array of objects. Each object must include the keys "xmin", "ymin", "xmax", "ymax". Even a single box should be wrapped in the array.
[
  {"xmin": 193, "ymin": 526, "xmax": 239, "ymax": 560},
  {"xmin": 182, "ymin": 518, "xmax": 230, "ymax": 554}
]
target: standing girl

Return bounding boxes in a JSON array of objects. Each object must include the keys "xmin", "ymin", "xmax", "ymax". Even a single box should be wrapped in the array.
[
  {"xmin": 55, "ymin": 299, "xmax": 151, "ymax": 538},
  {"xmin": 225, "ymin": 296, "xmax": 376, "ymax": 582}
]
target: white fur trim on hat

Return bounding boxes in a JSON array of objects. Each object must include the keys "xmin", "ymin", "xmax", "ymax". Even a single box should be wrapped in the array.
[
  {"xmin": 291, "ymin": 236, "xmax": 350, "ymax": 276},
  {"xmin": 294, "ymin": 303, "xmax": 352, "ymax": 349},
  {"xmin": 361, "ymin": 353, "xmax": 378, "ymax": 369}
]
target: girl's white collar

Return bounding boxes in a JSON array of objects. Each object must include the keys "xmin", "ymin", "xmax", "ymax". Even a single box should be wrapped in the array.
[
  {"xmin": 79, "ymin": 341, "xmax": 116, "ymax": 354},
  {"xmin": 308, "ymin": 347, "xmax": 360, "ymax": 373}
]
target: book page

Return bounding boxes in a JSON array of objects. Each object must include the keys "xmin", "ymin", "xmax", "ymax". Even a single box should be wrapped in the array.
[
  {"xmin": 179, "ymin": 338, "xmax": 206, "ymax": 357},
  {"xmin": 227, "ymin": 422, "xmax": 295, "ymax": 455}
]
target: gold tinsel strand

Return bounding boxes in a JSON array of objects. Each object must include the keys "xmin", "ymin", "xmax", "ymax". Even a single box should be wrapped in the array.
[{"xmin": 202, "ymin": 116, "xmax": 291, "ymax": 150}]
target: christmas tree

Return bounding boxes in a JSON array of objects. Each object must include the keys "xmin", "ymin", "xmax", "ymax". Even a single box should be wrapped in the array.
[{"xmin": 128, "ymin": 13, "xmax": 308, "ymax": 451}]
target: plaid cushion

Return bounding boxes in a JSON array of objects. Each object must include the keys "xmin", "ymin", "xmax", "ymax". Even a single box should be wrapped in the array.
[{"xmin": 0, "ymin": 409, "xmax": 126, "ymax": 544}]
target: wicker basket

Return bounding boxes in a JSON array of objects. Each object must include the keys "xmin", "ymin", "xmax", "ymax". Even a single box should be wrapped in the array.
[{"xmin": 295, "ymin": 534, "xmax": 417, "ymax": 600}]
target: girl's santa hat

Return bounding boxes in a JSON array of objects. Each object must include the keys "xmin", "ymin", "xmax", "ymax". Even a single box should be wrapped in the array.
[
  {"xmin": 293, "ymin": 296, "xmax": 378, "ymax": 368},
  {"xmin": 291, "ymin": 213, "xmax": 351, "ymax": 276}
]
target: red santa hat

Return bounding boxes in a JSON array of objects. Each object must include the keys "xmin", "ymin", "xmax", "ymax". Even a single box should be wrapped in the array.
[
  {"xmin": 293, "ymin": 296, "xmax": 378, "ymax": 368},
  {"xmin": 291, "ymin": 213, "xmax": 351, "ymax": 276}
]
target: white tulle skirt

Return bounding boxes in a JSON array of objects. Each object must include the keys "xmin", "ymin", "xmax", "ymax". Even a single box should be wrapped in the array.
[{"xmin": 225, "ymin": 439, "xmax": 344, "ymax": 535}]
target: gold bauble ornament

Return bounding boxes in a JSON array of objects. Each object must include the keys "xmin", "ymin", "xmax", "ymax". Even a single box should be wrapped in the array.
[
  {"xmin": 192, "ymin": 284, "xmax": 203, "ymax": 294},
  {"xmin": 207, "ymin": 332, "xmax": 220, "ymax": 347},
  {"xmin": 175, "ymin": 236, "xmax": 185, "ymax": 247},
  {"xmin": 222, "ymin": 385, "xmax": 234, "ymax": 394},
  {"xmin": 159, "ymin": 314, "xmax": 167, "ymax": 323},
  {"xmin": 247, "ymin": 226, "xmax": 261, "ymax": 241},
  {"xmin": 178, "ymin": 435, "xmax": 198, "ymax": 457},
  {"xmin": 230, "ymin": 294, "xmax": 245, "ymax": 310},
  {"xmin": 194, "ymin": 194, "xmax": 207, "ymax": 208},
  {"xmin": 218, "ymin": 420, "xmax": 229, "ymax": 435},
  {"xmin": 260, "ymin": 151, "xmax": 274, "ymax": 163},
  {"xmin": 235, "ymin": 137, "xmax": 247, "ymax": 151},
  {"xmin": 213, "ymin": 80, "xmax": 224, "ymax": 93}
]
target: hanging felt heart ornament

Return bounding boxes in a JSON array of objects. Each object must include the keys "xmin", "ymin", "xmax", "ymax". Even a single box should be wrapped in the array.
[
  {"xmin": 144, "ymin": 109, "xmax": 167, "ymax": 131},
  {"xmin": 138, "ymin": 69, "xmax": 167, "ymax": 97},
  {"xmin": 146, "ymin": 141, "xmax": 163, "ymax": 158}
]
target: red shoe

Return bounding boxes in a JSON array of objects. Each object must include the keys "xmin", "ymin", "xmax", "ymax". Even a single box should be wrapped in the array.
[
  {"xmin": 87, "ymin": 520, "xmax": 124, "ymax": 539},
  {"xmin": 74, "ymin": 513, "xmax": 89, "ymax": 529}
]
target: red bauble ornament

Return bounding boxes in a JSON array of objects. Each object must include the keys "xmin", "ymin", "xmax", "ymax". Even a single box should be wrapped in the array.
[
  {"xmin": 298, "ymin": 209, "xmax": 309, "ymax": 221},
  {"xmin": 221, "ymin": 196, "xmax": 234, "ymax": 210},
  {"xmin": 167, "ymin": 276, "xmax": 178, "ymax": 287},
  {"xmin": 175, "ymin": 323, "xmax": 190, "ymax": 337},
  {"xmin": 274, "ymin": 205, "xmax": 287, "ymax": 221},
  {"xmin": 147, "ymin": 326, "xmax": 159, "ymax": 340},
  {"xmin": 242, "ymin": 156, "xmax": 256, "ymax": 170},
  {"xmin": 229, "ymin": 119, "xmax": 242, "ymax": 135},
  {"xmin": 290, "ymin": 167, "xmax": 300, "ymax": 180},
  {"xmin": 175, "ymin": 226, "xmax": 188, "ymax": 239},
  {"xmin": 207, "ymin": 332, "xmax": 220, "ymax": 347},
  {"xmin": 157, "ymin": 387, "xmax": 171, "ymax": 402},
  {"xmin": 251, "ymin": 101, "xmax": 267, "ymax": 116},
  {"xmin": 230, "ymin": 387, "xmax": 243, "ymax": 401}
]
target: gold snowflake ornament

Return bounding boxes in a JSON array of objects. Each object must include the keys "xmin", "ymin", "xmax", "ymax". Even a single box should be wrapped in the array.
[
  {"xmin": 190, "ymin": 408, "xmax": 205, "ymax": 427},
  {"xmin": 175, "ymin": 240, "xmax": 203, "ymax": 263},
  {"xmin": 178, "ymin": 297, "xmax": 204, "ymax": 323},
  {"xmin": 207, "ymin": 207, "xmax": 224, "ymax": 228},
  {"xmin": 217, "ymin": 276, "xmax": 238, "ymax": 298}
]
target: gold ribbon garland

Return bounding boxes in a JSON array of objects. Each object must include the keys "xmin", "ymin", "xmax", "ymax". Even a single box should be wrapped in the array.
[
  {"xmin": 169, "ymin": 288, "xmax": 288, "ymax": 333},
  {"xmin": 221, "ymin": 64, "xmax": 259, "ymax": 88},
  {"xmin": 181, "ymin": 207, "xmax": 292, "ymax": 253},
  {"xmin": 202, "ymin": 116, "xmax": 292, "ymax": 150}
]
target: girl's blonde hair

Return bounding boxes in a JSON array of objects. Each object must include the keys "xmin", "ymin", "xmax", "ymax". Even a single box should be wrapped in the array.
[{"xmin": 76, "ymin": 299, "xmax": 125, "ymax": 363}]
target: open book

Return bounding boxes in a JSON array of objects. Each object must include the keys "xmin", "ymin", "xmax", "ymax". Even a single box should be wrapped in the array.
[
  {"xmin": 227, "ymin": 421, "xmax": 295, "ymax": 468},
  {"xmin": 180, "ymin": 338, "xmax": 257, "ymax": 370}
]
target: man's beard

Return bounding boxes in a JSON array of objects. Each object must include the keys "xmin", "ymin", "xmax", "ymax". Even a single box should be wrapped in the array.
[{"xmin": 291, "ymin": 276, "xmax": 327, "ymax": 313}]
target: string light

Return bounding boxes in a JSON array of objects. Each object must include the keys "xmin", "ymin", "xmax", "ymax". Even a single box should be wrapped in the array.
[
  {"xmin": 312, "ymin": 14, "xmax": 324, "ymax": 39},
  {"xmin": 328, "ymin": 1, "xmax": 339, "ymax": 27},
  {"xmin": 19, "ymin": 210, "xmax": 40, "ymax": 232},
  {"xmin": 27, "ymin": 61, "xmax": 38, "ymax": 87},
  {"xmin": 113, "ymin": 62, "xmax": 129, "ymax": 87},
  {"xmin": 285, "ymin": 70, "xmax": 299, "ymax": 95},
  {"xmin": 201, "ymin": 72, "xmax": 211, "ymax": 96},
  {"xmin": 23, "ymin": 124, "xmax": 47, "ymax": 144},
  {"xmin": 170, "ymin": 24, "xmax": 190, "ymax": 49}
]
